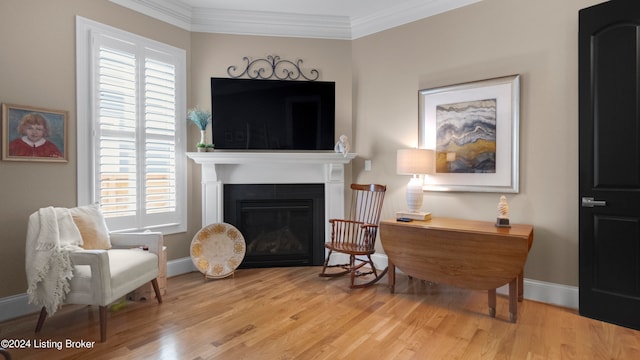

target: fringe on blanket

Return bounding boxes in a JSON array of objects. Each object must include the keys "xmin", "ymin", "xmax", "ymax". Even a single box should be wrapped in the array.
[
  {"xmin": 25, "ymin": 207, "xmax": 82, "ymax": 316},
  {"xmin": 26, "ymin": 249, "xmax": 75, "ymax": 316}
]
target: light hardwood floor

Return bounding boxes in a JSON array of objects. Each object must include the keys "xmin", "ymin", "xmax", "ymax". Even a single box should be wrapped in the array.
[{"xmin": 1, "ymin": 267, "xmax": 639, "ymax": 359}]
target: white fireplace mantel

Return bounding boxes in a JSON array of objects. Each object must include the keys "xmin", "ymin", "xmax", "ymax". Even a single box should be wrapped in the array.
[
  {"xmin": 187, "ymin": 151, "xmax": 356, "ymax": 234},
  {"xmin": 187, "ymin": 151, "xmax": 356, "ymax": 165}
]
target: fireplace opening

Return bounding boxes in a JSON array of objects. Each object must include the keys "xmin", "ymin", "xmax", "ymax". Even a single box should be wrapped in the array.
[{"xmin": 224, "ymin": 184, "xmax": 325, "ymax": 268}]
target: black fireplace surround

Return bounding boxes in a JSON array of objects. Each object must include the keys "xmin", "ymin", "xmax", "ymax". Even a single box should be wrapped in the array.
[{"xmin": 224, "ymin": 184, "xmax": 325, "ymax": 268}]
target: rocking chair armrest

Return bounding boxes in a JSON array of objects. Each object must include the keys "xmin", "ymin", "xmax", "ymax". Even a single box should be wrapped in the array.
[
  {"xmin": 329, "ymin": 219, "xmax": 378, "ymax": 228},
  {"xmin": 328, "ymin": 219, "xmax": 379, "ymax": 246},
  {"xmin": 329, "ymin": 219, "xmax": 379, "ymax": 237},
  {"xmin": 329, "ymin": 218, "xmax": 353, "ymax": 224}
]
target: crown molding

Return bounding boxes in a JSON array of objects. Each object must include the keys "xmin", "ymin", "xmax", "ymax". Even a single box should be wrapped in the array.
[
  {"xmin": 191, "ymin": 9, "xmax": 352, "ymax": 40},
  {"xmin": 351, "ymin": 0, "xmax": 482, "ymax": 39},
  {"xmin": 110, "ymin": 0, "xmax": 193, "ymax": 30},
  {"xmin": 110, "ymin": 0, "xmax": 482, "ymax": 40}
]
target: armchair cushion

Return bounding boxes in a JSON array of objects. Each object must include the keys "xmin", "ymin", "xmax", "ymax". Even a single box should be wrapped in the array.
[
  {"xmin": 69, "ymin": 204, "xmax": 111, "ymax": 250},
  {"xmin": 68, "ymin": 249, "xmax": 158, "ymax": 306}
]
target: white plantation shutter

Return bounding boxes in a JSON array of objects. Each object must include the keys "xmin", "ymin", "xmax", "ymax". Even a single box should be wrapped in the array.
[
  {"xmin": 143, "ymin": 58, "xmax": 178, "ymax": 220},
  {"xmin": 97, "ymin": 44, "xmax": 138, "ymax": 224},
  {"xmin": 77, "ymin": 17, "xmax": 186, "ymax": 234}
]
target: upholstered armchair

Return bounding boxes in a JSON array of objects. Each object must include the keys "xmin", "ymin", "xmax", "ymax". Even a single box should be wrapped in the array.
[{"xmin": 26, "ymin": 205, "xmax": 163, "ymax": 342}]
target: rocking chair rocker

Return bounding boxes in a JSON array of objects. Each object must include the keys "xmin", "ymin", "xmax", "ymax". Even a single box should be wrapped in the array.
[{"xmin": 319, "ymin": 184, "xmax": 387, "ymax": 288}]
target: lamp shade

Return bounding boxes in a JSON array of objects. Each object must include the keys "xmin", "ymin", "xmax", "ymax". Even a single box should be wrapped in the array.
[{"xmin": 396, "ymin": 149, "xmax": 435, "ymax": 175}]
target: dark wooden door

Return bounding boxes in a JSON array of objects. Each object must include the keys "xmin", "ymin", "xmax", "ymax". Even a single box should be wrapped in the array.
[{"xmin": 579, "ymin": 0, "xmax": 640, "ymax": 330}]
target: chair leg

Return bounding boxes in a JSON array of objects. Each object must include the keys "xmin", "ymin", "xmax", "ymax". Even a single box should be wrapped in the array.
[
  {"xmin": 350, "ymin": 255, "xmax": 389, "ymax": 289},
  {"xmin": 99, "ymin": 306, "xmax": 108, "ymax": 342},
  {"xmin": 151, "ymin": 278, "xmax": 163, "ymax": 304},
  {"xmin": 0, "ymin": 347, "xmax": 11, "ymax": 360},
  {"xmin": 350, "ymin": 255, "xmax": 356, "ymax": 287},
  {"xmin": 367, "ymin": 255, "xmax": 378, "ymax": 277},
  {"xmin": 35, "ymin": 307, "xmax": 47, "ymax": 333},
  {"xmin": 319, "ymin": 249, "xmax": 333, "ymax": 276},
  {"xmin": 319, "ymin": 249, "xmax": 352, "ymax": 278},
  {"xmin": 37, "ymin": 305, "xmax": 108, "ymax": 342}
]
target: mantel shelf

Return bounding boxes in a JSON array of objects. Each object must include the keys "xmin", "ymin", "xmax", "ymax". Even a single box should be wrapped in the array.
[{"xmin": 187, "ymin": 151, "xmax": 357, "ymax": 165}]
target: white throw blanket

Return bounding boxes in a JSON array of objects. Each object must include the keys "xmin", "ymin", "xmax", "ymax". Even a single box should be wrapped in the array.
[{"xmin": 25, "ymin": 207, "xmax": 83, "ymax": 316}]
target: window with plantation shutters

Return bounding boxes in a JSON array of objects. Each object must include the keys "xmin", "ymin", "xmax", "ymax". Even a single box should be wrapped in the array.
[{"xmin": 76, "ymin": 17, "xmax": 186, "ymax": 234}]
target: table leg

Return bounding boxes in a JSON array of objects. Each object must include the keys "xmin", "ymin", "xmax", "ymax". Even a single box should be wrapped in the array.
[
  {"xmin": 388, "ymin": 260, "xmax": 396, "ymax": 294},
  {"xmin": 509, "ymin": 277, "xmax": 518, "ymax": 322},
  {"xmin": 518, "ymin": 269, "xmax": 524, "ymax": 302},
  {"xmin": 488, "ymin": 289, "xmax": 496, "ymax": 318}
]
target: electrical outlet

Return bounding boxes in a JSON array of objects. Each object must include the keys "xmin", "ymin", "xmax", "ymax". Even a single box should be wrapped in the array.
[{"xmin": 364, "ymin": 160, "xmax": 372, "ymax": 171}]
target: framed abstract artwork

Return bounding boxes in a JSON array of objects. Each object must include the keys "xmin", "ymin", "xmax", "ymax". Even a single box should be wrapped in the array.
[
  {"xmin": 419, "ymin": 75, "xmax": 520, "ymax": 192},
  {"xmin": 1, "ymin": 103, "xmax": 68, "ymax": 162}
]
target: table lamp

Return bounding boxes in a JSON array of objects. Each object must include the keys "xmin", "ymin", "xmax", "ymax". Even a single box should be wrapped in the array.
[{"xmin": 396, "ymin": 148, "xmax": 434, "ymax": 219}]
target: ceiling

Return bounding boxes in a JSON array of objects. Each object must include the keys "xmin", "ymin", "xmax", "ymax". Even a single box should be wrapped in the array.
[{"xmin": 110, "ymin": 0, "xmax": 482, "ymax": 39}]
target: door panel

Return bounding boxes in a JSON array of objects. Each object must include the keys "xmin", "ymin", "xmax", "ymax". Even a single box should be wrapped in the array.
[
  {"xmin": 593, "ymin": 24, "xmax": 640, "ymax": 188},
  {"xmin": 579, "ymin": 0, "xmax": 640, "ymax": 330},
  {"xmin": 593, "ymin": 216, "xmax": 640, "ymax": 295}
]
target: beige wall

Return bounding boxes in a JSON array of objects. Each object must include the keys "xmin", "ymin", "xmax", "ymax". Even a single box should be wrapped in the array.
[
  {"xmin": 0, "ymin": 0, "xmax": 192, "ymax": 298},
  {"xmin": 352, "ymin": 0, "xmax": 605, "ymax": 286},
  {"xmin": 0, "ymin": 0, "xmax": 606, "ymax": 300}
]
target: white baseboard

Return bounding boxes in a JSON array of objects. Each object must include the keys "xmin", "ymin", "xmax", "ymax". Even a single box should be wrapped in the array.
[
  {"xmin": 0, "ymin": 293, "xmax": 40, "ymax": 323},
  {"xmin": 498, "ymin": 278, "xmax": 579, "ymax": 310},
  {"xmin": 331, "ymin": 253, "xmax": 579, "ymax": 309},
  {"xmin": 0, "ymin": 254, "xmax": 578, "ymax": 323},
  {"xmin": 0, "ymin": 257, "xmax": 198, "ymax": 323},
  {"xmin": 167, "ymin": 256, "xmax": 197, "ymax": 277}
]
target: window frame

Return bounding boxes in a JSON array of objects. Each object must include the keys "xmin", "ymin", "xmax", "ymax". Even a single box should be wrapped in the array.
[{"xmin": 76, "ymin": 16, "xmax": 187, "ymax": 234}]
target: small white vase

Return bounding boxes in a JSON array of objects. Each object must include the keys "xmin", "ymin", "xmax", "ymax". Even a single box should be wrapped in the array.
[{"xmin": 199, "ymin": 130, "xmax": 206, "ymax": 145}]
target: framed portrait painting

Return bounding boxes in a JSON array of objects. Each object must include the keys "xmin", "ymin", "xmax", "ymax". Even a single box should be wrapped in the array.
[
  {"xmin": 2, "ymin": 103, "xmax": 68, "ymax": 162},
  {"xmin": 419, "ymin": 75, "xmax": 520, "ymax": 192}
]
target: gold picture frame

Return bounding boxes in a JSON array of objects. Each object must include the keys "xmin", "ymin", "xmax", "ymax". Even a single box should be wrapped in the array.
[{"xmin": 2, "ymin": 103, "xmax": 68, "ymax": 162}]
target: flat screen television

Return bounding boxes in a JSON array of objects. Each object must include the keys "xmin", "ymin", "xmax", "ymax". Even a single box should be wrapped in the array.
[{"xmin": 210, "ymin": 77, "xmax": 335, "ymax": 150}]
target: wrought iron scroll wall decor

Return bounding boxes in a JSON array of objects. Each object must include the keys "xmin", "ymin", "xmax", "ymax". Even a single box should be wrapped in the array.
[{"xmin": 226, "ymin": 55, "xmax": 319, "ymax": 81}]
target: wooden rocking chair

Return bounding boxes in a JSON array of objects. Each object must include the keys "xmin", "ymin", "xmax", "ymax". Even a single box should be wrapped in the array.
[{"xmin": 319, "ymin": 184, "xmax": 387, "ymax": 288}]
